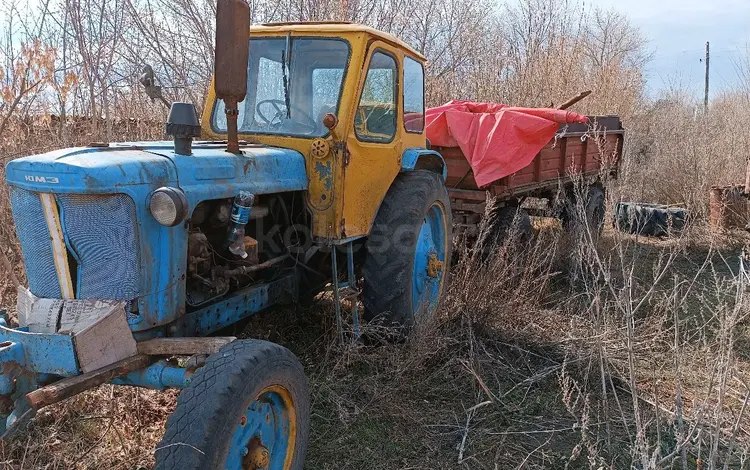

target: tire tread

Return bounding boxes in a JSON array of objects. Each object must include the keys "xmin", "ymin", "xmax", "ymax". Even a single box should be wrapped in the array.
[{"xmin": 155, "ymin": 340, "xmax": 309, "ymax": 470}]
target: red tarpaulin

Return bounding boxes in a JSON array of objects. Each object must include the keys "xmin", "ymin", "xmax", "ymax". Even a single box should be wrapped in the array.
[{"xmin": 421, "ymin": 100, "xmax": 588, "ymax": 188}]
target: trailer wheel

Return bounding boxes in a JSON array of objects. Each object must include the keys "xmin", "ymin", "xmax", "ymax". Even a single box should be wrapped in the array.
[
  {"xmin": 363, "ymin": 170, "xmax": 452, "ymax": 329},
  {"xmin": 154, "ymin": 340, "xmax": 309, "ymax": 470},
  {"xmin": 563, "ymin": 185, "xmax": 606, "ymax": 237},
  {"xmin": 475, "ymin": 203, "xmax": 532, "ymax": 257}
]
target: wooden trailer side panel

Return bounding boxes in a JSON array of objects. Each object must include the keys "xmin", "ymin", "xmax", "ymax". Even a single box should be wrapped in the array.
[{"xmin": 442, "ymin": 116, "xmax": 623, "ymax": 202}]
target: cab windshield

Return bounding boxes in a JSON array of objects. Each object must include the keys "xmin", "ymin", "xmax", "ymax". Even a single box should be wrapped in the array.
[{"xmin": 212, "ymin": 37, "xmax": 350, "ymax": 138}]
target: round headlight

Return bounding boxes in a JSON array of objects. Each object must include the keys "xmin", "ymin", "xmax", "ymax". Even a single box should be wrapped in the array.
[{"xmin": 149, "ymin": 187, "xmax": 188, "ymax": 227}]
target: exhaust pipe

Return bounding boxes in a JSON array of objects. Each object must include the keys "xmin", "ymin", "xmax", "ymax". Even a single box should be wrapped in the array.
[{"xmin": 214, "ymin": 0, "xmax": 250, "ymax": 154}]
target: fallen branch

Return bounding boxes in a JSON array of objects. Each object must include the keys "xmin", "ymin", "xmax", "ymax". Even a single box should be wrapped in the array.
[{"xmin": 457, "ymin": 400, "xmax": 492, "ymax": 464}]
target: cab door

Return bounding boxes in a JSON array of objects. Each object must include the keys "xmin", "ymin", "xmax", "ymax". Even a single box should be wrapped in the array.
[{"xmin": 340, "ymin": 42, "xmax": 404, "ymax": 238}]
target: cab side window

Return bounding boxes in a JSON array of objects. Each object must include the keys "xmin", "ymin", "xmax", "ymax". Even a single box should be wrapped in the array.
[
  {"xmin": 355, "ymin": 51, "xmax": 397, "ymax": 143},
  {"xmin": 403, "ymin": 56, "xmax": 424, "ymax": 133}
]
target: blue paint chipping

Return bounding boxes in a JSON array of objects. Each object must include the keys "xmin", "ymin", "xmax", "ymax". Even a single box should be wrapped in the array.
[
  {"xmin": 0, "ymin": 324, "xmax": 80, "ymax": 435},
  {"xmin": 0, "ymin": 140, "xmax": 309, "ymax": 438},
  {"xmin": 5, "ymin": 142, "xmax": 308, "ymax": 332},
  {"xmin": 180, "ymin": 276, "xmax": 295, "ymax": 337},
  {"xmin": 112, "ymin": 360, "xmax": 191, "ymax": 390},
  {"xmin": 0, "ymin": 325, "xmax": 79, "ymax": 377},
  {"xmin": 225, "ymin": 388, "xmax": 293, "ymax": 470},
  {"xmin": 314, "ymin": 160, "xmax": 333, "ymax": 191},
  {"xmin": 1, "ymin": 140, "xmax": 308, "ymax": 441}
]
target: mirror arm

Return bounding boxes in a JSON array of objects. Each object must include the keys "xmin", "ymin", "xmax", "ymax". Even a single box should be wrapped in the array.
[
  {"xmin": 225, "ymin": 98, "xmax": 240, "ymax": 154},
  {"xmin": 147, "ymin": 88, "xmax": 171, "ymax": 110},
  {"xmin": 214, "ymin": 0, "xmax": 250, "ymax": 154}
]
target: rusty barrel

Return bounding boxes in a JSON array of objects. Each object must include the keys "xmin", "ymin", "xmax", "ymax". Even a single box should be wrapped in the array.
[{"xmin": 709, "ymin": 185, "xmax": 748, "ymax": 229}]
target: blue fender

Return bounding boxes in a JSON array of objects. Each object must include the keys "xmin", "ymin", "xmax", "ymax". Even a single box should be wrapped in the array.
[{"xmin": 401, "ymin": 148, "xmax": 447, "ymax": 181}]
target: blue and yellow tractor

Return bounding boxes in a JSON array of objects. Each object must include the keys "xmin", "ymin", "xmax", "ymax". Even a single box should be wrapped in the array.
[{"xmin": 1, "ymin": 1, "xmax": 451, "ymax": 467}]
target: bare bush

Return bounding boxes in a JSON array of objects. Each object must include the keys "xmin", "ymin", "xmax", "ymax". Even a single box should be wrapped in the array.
[{"xmin": 621, "ymin": 89, "xmax": 750, "ymax": 217}]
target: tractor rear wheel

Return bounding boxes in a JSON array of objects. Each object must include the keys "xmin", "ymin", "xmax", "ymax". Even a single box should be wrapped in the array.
[
  {"xmin": 363, "ymin": 170, "xmax": 452, "ymax": 330},
  {"xmin": 154, "ymin": 339, "xmax": 310, "ymax": 470}
]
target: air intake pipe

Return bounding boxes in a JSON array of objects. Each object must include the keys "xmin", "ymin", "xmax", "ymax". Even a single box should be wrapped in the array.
[{"xmin": 165, "ymin": 102, "xmax": 201, "ymax": 155}]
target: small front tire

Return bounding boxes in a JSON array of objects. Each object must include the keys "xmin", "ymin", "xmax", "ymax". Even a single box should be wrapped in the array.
[{"xmin": 154, "ymin": 339, "xmax": 310, "ymax": 470}]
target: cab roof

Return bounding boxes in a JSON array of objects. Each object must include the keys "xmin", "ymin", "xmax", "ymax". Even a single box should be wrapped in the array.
[{"xmin": 249, "ymin": 22, "xmax": 426, "ymax": 61}]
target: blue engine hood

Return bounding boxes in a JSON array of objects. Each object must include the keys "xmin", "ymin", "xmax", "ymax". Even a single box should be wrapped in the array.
[{"xmin": 4, "ymin": 141, "xmax": 309, "ymax": 202}]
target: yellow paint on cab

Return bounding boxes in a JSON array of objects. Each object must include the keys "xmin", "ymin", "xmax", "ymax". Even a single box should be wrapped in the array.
[{"xmin": 200, "ymin": 23, "xmax": 427, "ymax": 241}]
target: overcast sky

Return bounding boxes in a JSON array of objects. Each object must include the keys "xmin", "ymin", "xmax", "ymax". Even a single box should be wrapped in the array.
[{"xmin": 590, "ymin": 0, "xmax": 750, "ymax": 96}]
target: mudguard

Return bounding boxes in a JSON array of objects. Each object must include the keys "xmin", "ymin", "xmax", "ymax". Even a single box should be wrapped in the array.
[{"xmin": 400, "ymin": 148, "xmax": 447, "ymax": 181}]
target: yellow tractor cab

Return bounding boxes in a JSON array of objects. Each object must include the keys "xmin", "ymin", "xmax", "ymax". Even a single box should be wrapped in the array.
[{"xmin": 202, "ymin": 22, "xmax": 442, "ymax": 241}]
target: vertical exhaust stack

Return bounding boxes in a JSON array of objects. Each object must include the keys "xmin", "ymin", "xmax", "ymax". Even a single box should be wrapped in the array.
[{"xmin": 215, "ymin": 0, "xmax": 250, "ymax": 154}]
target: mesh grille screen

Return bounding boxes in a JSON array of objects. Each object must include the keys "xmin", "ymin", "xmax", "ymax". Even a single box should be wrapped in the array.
[
  {"xmin": 57, "ymin": 194, "xmax": 141, "ymax": 301},
  {"xmin": 8, "ymin": 187, "xmax": 62, "ymax": 298}
]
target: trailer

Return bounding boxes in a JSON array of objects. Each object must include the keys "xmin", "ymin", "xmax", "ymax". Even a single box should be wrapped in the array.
[{"xmin": 438, "ymin": 116, "xmax": 625, "ymax": 242}]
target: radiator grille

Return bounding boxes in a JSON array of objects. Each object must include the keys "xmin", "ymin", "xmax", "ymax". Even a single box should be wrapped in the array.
[
  {"xmin": 56, "ymin": 194, "xmax": 141, "ymax": 301},
  {"xmin": 8, "ymin": 187, "xmax": 62, "ymax": 298}
]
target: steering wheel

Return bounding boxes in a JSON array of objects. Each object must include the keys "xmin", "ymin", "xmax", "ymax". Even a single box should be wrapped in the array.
[{"xmin": 255, "ymin": 99, "xmax": 317, "ymax": 134}]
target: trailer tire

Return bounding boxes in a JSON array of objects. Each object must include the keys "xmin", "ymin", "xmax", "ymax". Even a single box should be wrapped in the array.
[
  {"xmin": 363, "ymin": 170, "xmax": 452, "ymax": 330},
  {"xmin": 562, "ymin": 185, "xmax": 606, "ymax": 237},
  {"xmin": 475, "ymin": 203, "xmax": 532, "ymax": 258},
  {"xmin": 154, "ymin": 339, "xmax": 310, "ymax": 470}
]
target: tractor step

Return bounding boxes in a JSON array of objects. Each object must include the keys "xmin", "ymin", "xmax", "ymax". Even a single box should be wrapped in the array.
[
  {"xmin": 323, "ymin": 283, "xmax": 360, "ymax": 300},
  {"xmin": 338, "ymin": 286, "xmax": 360, "ymax": 300},
  {"xmin": 330, "ymin": 241, "xmax": 361, "ymax": 343}
]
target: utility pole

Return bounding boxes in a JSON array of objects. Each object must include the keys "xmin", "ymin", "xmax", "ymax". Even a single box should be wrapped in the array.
[{"xmin": 704, "ymin": 41, "xmax": 710, "ymax": 112}]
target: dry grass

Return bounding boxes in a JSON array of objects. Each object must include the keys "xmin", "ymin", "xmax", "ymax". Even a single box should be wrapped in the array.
[
  {"xmin": 3, "ymin": 120, "xmax": 750, "ymax": 468},
  {"xmin": 0, "ymin": 388, "xmax": 176, "ymax": 469},
  {"xmin": 5, "ymin": 213, "xmax": 750, "ymax": 468},
  {"xmin": 619, "ymin": 90, "xmax": 750, "ymax": 219},
  {"xmin": 3, "ymin": 106, "xmax": 750, "ymax": 469}
]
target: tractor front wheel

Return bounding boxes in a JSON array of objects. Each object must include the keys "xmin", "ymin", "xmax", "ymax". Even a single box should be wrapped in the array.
[
  {"xmin": 154, "ymin": 340, "xmax": 310, "ymax": 470},
  {"xmin": 363, "ymin": 170, "xmax": 452, "ymax": 330}
]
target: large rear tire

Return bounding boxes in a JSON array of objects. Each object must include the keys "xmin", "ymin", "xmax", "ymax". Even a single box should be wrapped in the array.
[
  {"xmin": 154, "ymin": 340, "xmax": 310, "ymax": 470},
  {"xmin": 363, "ymin": 171, "xmax": 452, "ymax": 329}
]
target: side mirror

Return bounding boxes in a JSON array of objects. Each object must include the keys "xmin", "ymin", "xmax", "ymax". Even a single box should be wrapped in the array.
[
  {"xmin": 139, "ymin": 64, "xmax": 156, "ymax": 88},
  {"xmin": 215, "ymin": 0, "xmax": 250, "ymax": 154}
]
